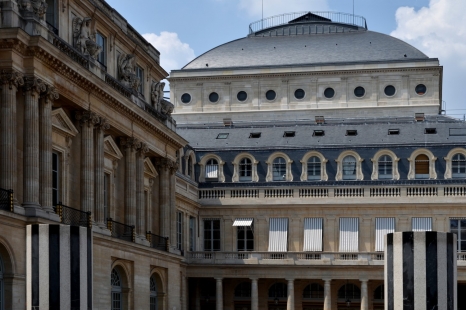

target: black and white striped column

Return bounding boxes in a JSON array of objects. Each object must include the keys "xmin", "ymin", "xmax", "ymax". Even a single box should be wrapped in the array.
[
  {"xmin": 385, "ymin": 232, "xmax": 457, "ymax": 310},
  {"xmin": 26, "ymin": 224, "xmax": 92, "ymax": 309}
]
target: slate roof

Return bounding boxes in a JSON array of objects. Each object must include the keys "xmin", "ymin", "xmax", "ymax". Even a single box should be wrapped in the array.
[
  {"xmin": 181, "ymin": 30, "xmax": 429, "ymax": 70},
  {"xmin": 177, "ymin": 116, "xmax": 466, "ymax": 151}
]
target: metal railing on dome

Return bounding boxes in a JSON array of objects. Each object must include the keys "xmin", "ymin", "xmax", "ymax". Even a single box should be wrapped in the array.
[
  {"xmin": 54, "ymin": 203, "xmax": 92, "ymax": 228},
  {"xmin": 0, "ymin": 188, "xmax": 13, "ymax": 212},
  {"xmin": 249, "ymin": 11, "xmax": 367, "ymax": 34},
  {"xmin": 107, "ymin": 218, "xmax": 135, "ymax": 242}
]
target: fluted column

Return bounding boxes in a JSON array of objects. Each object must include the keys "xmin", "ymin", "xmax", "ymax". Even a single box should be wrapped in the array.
[
  {"xmin": 251, "ymin": 278, "xmax": 258, "ymax": 310},
  {"xmin": 155, "ymin": 158, "xmax": 172, "ymax": 238},
  {"xmin": 360, "ymin": 280, "xmax": 368, "ymax": 310},
  {"xmin": 136, "ymin": 143, "xmax": 149, "ymax": 237},
  {"xmin": 39, "ymin": 85, "xmax": 59, "ymax": 212},
  {"xmin": 170, "ymin": 161, "xmax": 179, "ymax": 249},
  {"xmin": 121, "ymin": 137, "xmax": 140, "ymax": 227},
  {"xmin": 23, "ymin": 77, "xmax": 46, "ymax": 210},
  {"xmin": 0, "ymin": 71, "xmax": 23, "ymax": 195},
  {"xmin": 286, "ymin": 279, "xmax": 294, "ymax": 310},
  {"xmin": 215, "ymin": 278, "xmax": 223, "ymax": 310},
  {"xmin": 94, "ymin": 117, "xmax": 110, "ymax": 227},
  {"xmin": 76, "ymin": 111, "xmax": 99, "ymax": 214},
  {"xmin": 324, "ymin": 279, "xmax": 332, "ymax": 310}
]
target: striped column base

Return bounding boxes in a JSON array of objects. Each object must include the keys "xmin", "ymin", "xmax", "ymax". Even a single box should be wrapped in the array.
[
  {"xmin": 385, "ymin": 231, "xmax": 457, "ymax": 310},
  {"xmin": 26, "ymin": 224, "xmax": 93, "ymax": 309}
]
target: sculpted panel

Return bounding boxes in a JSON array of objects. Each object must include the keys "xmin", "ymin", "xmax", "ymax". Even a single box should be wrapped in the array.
[
  {"xmin": 117, "ymin": 53, "xmax": 141, "ymax": 91},
  {"xmin": 72, "ymin": 17, "xmax": 102, "ymax": 59}
]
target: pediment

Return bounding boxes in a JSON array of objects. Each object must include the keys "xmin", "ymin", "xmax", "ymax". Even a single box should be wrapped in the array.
[
  {"xmin": 104, "ymin": 136, "xmax": 123, "ymax": 160},
  {"xmin": 144, "ymin": 158, "xmax": 158, "ymax": 178},
  {"xmin": 51, "ymin": 108, "xmax": 79, "ymax": 137}
]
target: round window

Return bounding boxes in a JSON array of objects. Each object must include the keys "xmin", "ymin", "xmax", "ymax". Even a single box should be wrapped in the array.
[
  {"xmin": 294, "ymin": 89, "xmax": 305, "ymax": 100},
  {"xmin": 415, "ymin": 84, "xmax": 427, "ymax": 96},
  {"xmin": 209, "ymin": 92, "xmax": 219, "ymax": 103},
  {"xmin": 181, "ymin": 93, "xmax": 191, "ymax": 104},
  {"xmin": 237, "ymin": 91, "xmax": 247, "ymax": 102},
  {"xmin": 324, "ymin": 88, "xmax": 335, "ymax": 99},
  {"xmin": 266, "ymin": 90, "xmax": 276, "ymax": 101},
  {"xmin": 384, "ymin": 85, "xmax": 396, "ymax": 97},
  {"xmin": 354, "ymin": 86, "xmax": 365, "ymax": 98}
]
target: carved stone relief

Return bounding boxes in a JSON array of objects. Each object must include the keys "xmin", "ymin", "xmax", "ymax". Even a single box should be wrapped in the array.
[
  {"xmin": 20, "ymin": 0, "xmax": 47, "ymax": 19},
  {"xmin": 117, "ymin": 53, "xmax": 140, "ymax": 91},
  {"xmin": 150, "ymin": 81, "xmax": 164, "ymax": 110},
  {"xmin": 72, "ymin": 17, "xmax": 102, "ymax": 59}
]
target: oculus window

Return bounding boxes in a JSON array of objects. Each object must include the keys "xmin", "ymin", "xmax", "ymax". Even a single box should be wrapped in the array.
[
  {"xmin": 266, "ymin": 90, "xmax": 276, "ymax": 101},
  {"xmin": 324, "ymin": 87, "xmax": 335, "ymax": 99},
  {"xmin": 384, "ymin": 85, "xmax": 396, "ymax": 97},
  {"xmin": 180, "ymin": 93, "xmax": 191, "ymax": 104},
  {"xmin": 415, "ymin": 84, "xmax": 427, "ymax": 95},
  {"xmin": 209, "ymin": 92, "xmax": 219, "ymax": 103},
  {"xmin": 294, "ymin": 89, "xmax": 305, "ymax": 100},
  {"xmin": 354, "ymin": 86, "xmax": 365, "ymax": 98},
  {"xmin": 342, "ymin": 156, "xmax": 357, "ymax": 180},
  {"xmin": 237, "ymin": 91, "xmax": 247, "ymax": 102},
  {"xmin": 272, "ymin": 157, "xmax": 287, "ymax": 181}
]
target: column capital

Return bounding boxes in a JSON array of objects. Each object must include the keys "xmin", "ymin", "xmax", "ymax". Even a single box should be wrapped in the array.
[
  {"xmin": 23, "ymin": 76, "xmax": 46, "ymax": 95},
  {"xmin": 214, "ymin": 277, "xmax": 223, "ymax": 282},
  {"xmin": 250, "ymin": 277, "xmax": 259, "ymax": 281},
  {"xmin": 323, "ymin": 278, "xmax": 332, "ymax": 283},
  {"xmin": 285, "ymin": 278, "xmax": 295, "ymax": 282},
  {"xmin": 359, "ymin": 279, "xmax": 369, "ymax": 284},
  {"xmin": 42, "ymin": 84, "xmax": 59, "ymax": 104},
  {"xmin": 95, "ymin": 117, "xmax": 111, "ymax": 131},
  {"xmin": 75, "ymin": 110, "xmax": 100, "ymax": 128},
  {"xmin": 155, "ymin": 157, "xmax": 177, "ymax": 171},
  {"xmin": 0, "ymin": 70, "xmax": 24, "ymax": 89},
  {"xmin": 120, "ymin": 136, "xmax": 141, "ymax": 150},
  {"xmin": 137, "ymin": 142, "xmax": 149, "ymax": 156}
]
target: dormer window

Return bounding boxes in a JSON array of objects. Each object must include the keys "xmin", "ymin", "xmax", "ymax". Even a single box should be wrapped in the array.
[{"xmin": 205, "ymin": 159, "xmax": 219, "ymax": 182}]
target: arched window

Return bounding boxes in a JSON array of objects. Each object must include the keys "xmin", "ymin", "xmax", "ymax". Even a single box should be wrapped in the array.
[
  {"xmin": 273, "ymin": 157, "xmax": 286, "ymax": 181},
  {"xmin": 205, "ymin": 159, "xmax": 219, "ymax": 181},
  {"xmin": 303, "ymin": 283, "xmax": 324, "ymax": 299},
  {"xmin": 373, "ymin": 285, "xmax": 384, "ymax": 300},
  {"xmin": 268, "ymin": 283, "xmax": 287, "ymax": 298},
  {"xmin": 307, "ymin": 156, "xmax": 321, "ymax": 180},
  {"xmin": 378, "ymin": 155, "xmax": 393, "ymax": 179},
  {"xmin": 111, "ymin": 269, "xmax": 122, "ymax": 310},
  {"xmin": 452, "ymin": 153, "xmax": 466, "ymax": 178},
  {"xmin": 338, "ymin": 283, "xmax": 361, "ymax": 300},
  {"xmin": 150, "ymin": 276, "xmax": 158, "ymax": 310},
  {"xmin": 234, "ymin": 282, "xmax": 252, "ymax": 298},
  {"xmin": 0, "ymin": 254, "xmax": 3, "ymax": 310},
  {"xmin": 239, "ymin": 158, "xmax": 252, "ymax": 182},
  {"xmin": 415, "ymin": 154, "xmax": 430, "ymax": 179},
  {"xmin": 343, "ymin": 156, "xmax": 357, "ymax": 180}
]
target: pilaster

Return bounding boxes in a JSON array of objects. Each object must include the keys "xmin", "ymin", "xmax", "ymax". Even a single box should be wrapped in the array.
[
  {"xmin": 136, "ymin": 142, "xmax": 149, "ymax": 245},
  {"xmin": 120, "ymin": 137, "xmax": 140, "ymax": 228},
  {"xmin": 94, "ymin": 117, "xmax": 110, "ymax": 230},
  {"xmin": 155, "ymin": 158, "xmax": 175, "ymax": 239}
]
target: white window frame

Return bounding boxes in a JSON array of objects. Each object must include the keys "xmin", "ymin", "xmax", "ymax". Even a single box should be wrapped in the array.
[
  {"xmin": 371, "ymin": 150, "xmax": 400, "ymax": 180},
  {"xmin": 300, "ymin": 151, "xmax": 328, "ymax": 181},
  {"xmin": 444, "ymin": 148, "xmax": 466, "ymax": 179},
  {"xmin": 335, "ymin": 151, "xmax": 364, "ymax": 181}
]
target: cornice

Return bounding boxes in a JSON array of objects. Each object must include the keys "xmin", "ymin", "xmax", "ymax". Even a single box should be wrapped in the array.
[{"xmin": 0, "ymin": 33, "xmax": 187, "ymax": 149}]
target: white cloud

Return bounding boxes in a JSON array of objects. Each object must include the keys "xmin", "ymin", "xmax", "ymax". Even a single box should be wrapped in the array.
[
  {"xmin": 142, "ymin": 31, "xmax": 195, "ymax": 74},
  {"xmin": 238, "ymin": 0, "xmax": 328, "ymax": 17},
  {"xmin": 391, "ymin": 0, "xmax": 466, "ymax": 113}
]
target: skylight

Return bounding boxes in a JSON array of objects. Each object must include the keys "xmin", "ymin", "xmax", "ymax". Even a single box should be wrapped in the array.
[
  {"xmin": 313, "ymin": 130, "xmax": 325, "ymax": 137},
  {"xmin": 346, "ymin": 130, "xmax": 357, "ymax": 136},
  {"xmin": 249, "ymin": 132, "xmax": 261, "ymax": 138},
  {"xmin": 216, "ymin": 133, "xmax": 229, "ymax": 139},
  {"xmin": 283, "ymin": 131, "xmax": 295, "ymax": 137}
]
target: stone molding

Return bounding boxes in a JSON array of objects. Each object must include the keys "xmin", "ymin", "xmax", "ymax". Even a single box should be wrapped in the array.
[
  {"xmin": 75, "ymin": 111, "xmax": 100, "ymax": 128},
  {"xmin": 0, "ymin": 70, "xmax": 25, "ymax": 89}
]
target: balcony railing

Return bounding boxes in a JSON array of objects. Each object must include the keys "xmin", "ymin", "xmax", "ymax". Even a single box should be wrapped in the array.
[
  {"xmin": 54, "ymin": 203, "xmax": 91, "ymax": 228},
  {"xmin": 107, "ymin": 218, "xmax": 135, "ymax": 242},
  {"xmin": 146, "ymin": 231, "xmax": 169, "ymax": 252},
  {"xmin": 0, "ymin": 188, "xmax": 13, "ymax": 212}
]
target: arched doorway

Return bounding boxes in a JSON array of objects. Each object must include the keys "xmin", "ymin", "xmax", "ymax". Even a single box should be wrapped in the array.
[
  {"xmin": 373, "ymin": 285, "xmax": 384, "ymax": 310},
  {"xmin": 111, "ymin": 268, "xmax": 123, "ymax": 310},
  {"xmin": 268, "ymin": 282, "xmax": 287, "ymax": 310},
  {"xmin": 150, "ymin": 272, "xmax": 165, "ymax": 310},
  {"xmin": 337, "ymin": 283, "xmax": 361, "ymax": 309},
  {"xmin": 150, "ymin": 276, "xmax": 158, "ymax": 310},
  {"xmin": 234, "ymin": 282, "xmax": 251, "ymax": 310},
  {"xmin": 302, "ymin": 283, "xmax": 324, "ymax": 310}
]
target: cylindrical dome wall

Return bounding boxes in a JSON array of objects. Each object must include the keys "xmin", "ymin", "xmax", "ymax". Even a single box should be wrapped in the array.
[{"xmin": 385, "ymin": 232, "xmax": 457, "ymax": 310}]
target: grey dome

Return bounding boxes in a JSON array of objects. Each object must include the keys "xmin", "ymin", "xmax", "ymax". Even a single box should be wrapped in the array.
[{"xmin": 182, "ymin": 30, "xmax": 429, "ymax": 70}]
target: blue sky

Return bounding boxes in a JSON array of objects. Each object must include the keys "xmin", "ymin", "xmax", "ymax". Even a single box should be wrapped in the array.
[{"xmin": 107, "ymin": 0, "xmax": 466, "ymax": 117}]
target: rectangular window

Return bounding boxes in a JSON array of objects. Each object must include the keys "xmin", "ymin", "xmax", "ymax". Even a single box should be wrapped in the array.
[
  {"xmin": 450, "ymin": 219, "xmax": 466, "ymax": 252},
  {"xmin": 136, "ymin": 66, "xmax": 144, "ymax": 94},
  {"xmin": 189, "ymin": 216, "xmax": 196, "ymax": 251},
  {"xmin": 339, "ymin": 218, "xmax": 359, "ymax": 252},
  {"xmin": 176, "ymin": 212, "xmax": 183, "ymax": 251},
  {"xmin": 375, "ymin": 218, "xmax": 395, "ymax": 252},
  {"xmin": 52, "ymin": 152, "xmax": 59, "ymax": 206},
  {"xmin": 45, "ymin": 0, "xmax": 58, "ymax": 32},
  {"xmin": 303, "ymin": 218, "xmax": 323, "ymax": 252},
  {"xmin": 412, "ymin": 217, "xmax": 432, "ymax": 231},
  {"xmin": 95, "ymin": 32, "xmax": 107, "ymax": 67},
  {"xmin": 203, "ymin": 219, "xmax": 220, "ymax": 251},
  {"xmin": 103, "ymin": 173, "xmax": 110, "ymax": 221},
  {"xmin": 268, "ymin": 218, "xmax": 288, "ymax": 252},
  {"xmin": 233, "ymin": 218, "xmax": 254, "ymax": 251}
]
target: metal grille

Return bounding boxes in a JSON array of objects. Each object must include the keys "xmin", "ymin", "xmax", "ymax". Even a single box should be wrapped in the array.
[
  {"xmin": 146, "ymin": 232, "xmax": 169, "ymax": 252},
  {"xmin": 54, "ymin": 203, "xmax": 91, "ymax": 228},
  {"xmin": 0, "ymin": 188, "xmax": 13, "ymax": 213},
  {"xmin": 107, "ymin": 218, "xmax": 135, "ymax": 242}
]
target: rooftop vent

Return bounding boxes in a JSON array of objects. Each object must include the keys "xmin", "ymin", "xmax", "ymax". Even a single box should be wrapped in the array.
[
  {"xmin": 346, "ymin": 130, "xmax": 358, "ymax": 136},
  {"xmin": 424, "ymin": 128, "xmax": 437, "ymax": 135},
  {"xmin": 315, "ymin": 116, "xmax": 325, "ymax": 124},
  {"xmin": 249, "ymin": 132, "xmax": 261, "ymax": 138},
  {"xmin": 388, "ymin": 129, "xmax": 400, "ymax": 135},
  {"xmin": 216, "ymin": 133, "xmax": 229, "ymax": 139},
  {"xmin": 313, "ymin": 130, "xmax": 325, "ymax": 137},
  {"xmin": 283, "ymin": 131, "xmax": 295, "ymax": 137},
  {"xmin": 415, "ymin": 113, "xmax": 425, "ymax": 122},
  {"xmin": 223, "ymin": 118, "xmax": 233, "ymax": 127}
]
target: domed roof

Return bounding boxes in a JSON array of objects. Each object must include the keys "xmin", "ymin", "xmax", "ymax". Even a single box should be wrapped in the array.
[{"xmin": 182, "ymin": 13, "xmax": 428, "ymax": 70}]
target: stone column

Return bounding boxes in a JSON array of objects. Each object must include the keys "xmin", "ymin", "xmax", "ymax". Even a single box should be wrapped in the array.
[
  {"xmin": 286, "ymin": 279, "xmax": 294, "ymax": 310},
  {"xmin": 39, "ymin": 85, "xmax": 59, "ymax": 213},
  {"xmin": 323, "ymin": 279, "xmax": 331, "ymax": 310},
  {"xmin": 136, "ymin": 143, "xmax": 149, "ymax": 238},
  {"xmin": 360, "ymin": 280, "xmax": 368, "ymax": 310},
  {"xmin": 215, "ymin": 278, "xmax": 223, "ymax": 310},
  {"xmin": 170, "ymin": 161, "xmax": 179, "ymax": 250},
  {"xmin": 23, "ymin": 77, "xmax": 46, "ymax": 212},
  {"xmin": 0, "ymin": 71, "xmax": 23, "ymax": 196},
  {"xmin": 75, "ymin": 111, "xmax": 99, "ymax": 214},
  {"xmin": 94, "ymin": 117, "xmax": 110, "ymax": 228},
  {"xmin": 120, "ymin": 137, "xmax": 140, "ymax": 228},
  {"xmin": 155, "ymin": 158, "xmax": 173, "ymax": 238},
  {"xmin": 251, "ymin": 278, "xmax": 258, "ymax": 310}
]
